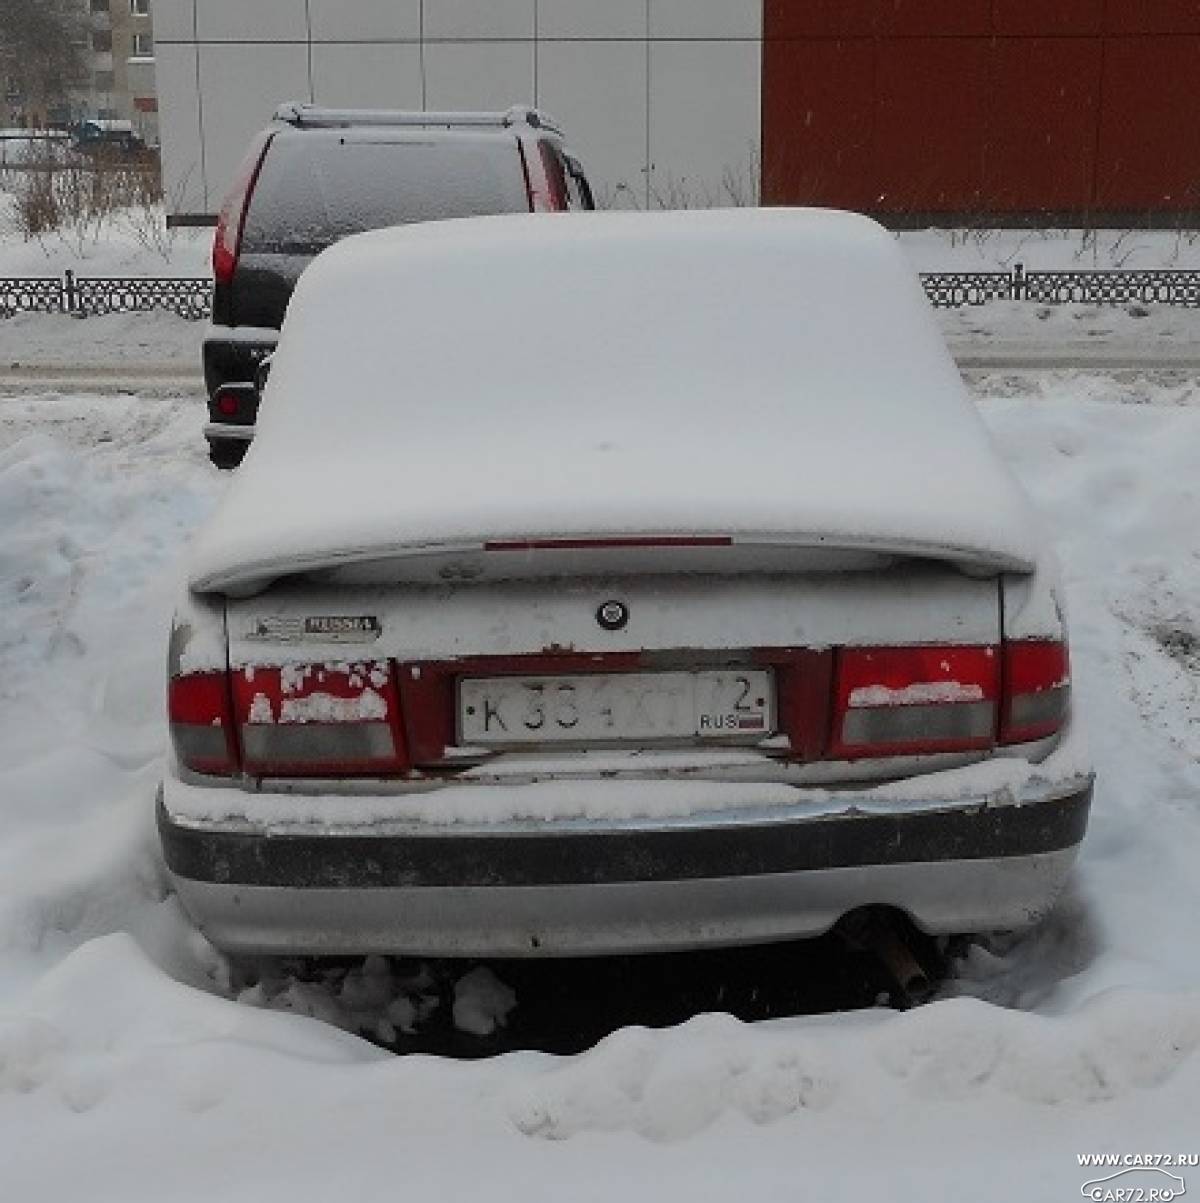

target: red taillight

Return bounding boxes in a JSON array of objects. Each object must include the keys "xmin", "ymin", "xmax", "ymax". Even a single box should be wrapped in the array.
[
  {"xmin": 169, "ymin": 672, "xmax": 238, "ymax": 776},
  {"xmin": 212, "ymin": 130, "xmax": 274, "ymax": 286},
  {"xmin": 538, "ymin": 141, "xmax": 569, "ymax": 211},
  {"xmin": 231, "ymin": 663, "xmax": 409, "ymax": 777},
  {"xmin": 831, "ymin": 645, "xmax": 1000, "ymax": 760},
  {"xmin": 519, "ymin": 138, "xmax": 568, "ymax": 212},
  {"xmin": 1000, "ymin": 640, "xmax": 1070, "ymax": 745}
]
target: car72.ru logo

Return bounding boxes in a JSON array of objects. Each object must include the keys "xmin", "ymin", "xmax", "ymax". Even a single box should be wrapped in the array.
[{"xmin": 1082, "ymin": 1167, "xmax": 1187, "ymax": 1202}]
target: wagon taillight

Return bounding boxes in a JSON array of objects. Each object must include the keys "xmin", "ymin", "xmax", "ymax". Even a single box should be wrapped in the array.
[
  {"xmin": 212, "ymin": 129, "xmax": 274, "ymax": 287},
  {"xmin": 168, "ymin": 671, "xmax": 238, "ymax": 776}
]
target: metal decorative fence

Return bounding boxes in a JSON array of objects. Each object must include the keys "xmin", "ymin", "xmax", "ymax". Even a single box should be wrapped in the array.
[
  {"xmin": 1020, "ymin": 268, "xmax": 1200, "ymax": 307},
  {"xmin": 0, "ymin": 276, "xmax": 65, "ymax": 316},
  {"xmin": 4, "ymin": 265, "xmax": 1200, "ymax": 318},
  {"xmin": 0, "ymin": 271, "xmax": 211, "ymax": 319},
  {"xmin": 920, "ymin": 263, "xmax": 1200, "ymax": 308}
]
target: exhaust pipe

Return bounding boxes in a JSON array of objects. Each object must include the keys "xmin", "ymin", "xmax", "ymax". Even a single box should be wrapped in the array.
[{"xmin": 837, "ymin": 908, "xmax": 935, "ymax": 1007}]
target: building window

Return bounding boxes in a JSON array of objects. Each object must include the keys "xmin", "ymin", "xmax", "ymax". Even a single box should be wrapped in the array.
[
  {"xmin": 131, "ymin": 0, "xmax": 150, "ymax": 14},
  {"xmin": 132, "ymin": 32, "xmax": 154, "ymax": 57},
  {"xmin": 90, "ymin": 0, "xmax": 109, "ymax": 12},
  {"xmin": 92, "ymin": 30, "xmax": 112, "ymax": 52}
]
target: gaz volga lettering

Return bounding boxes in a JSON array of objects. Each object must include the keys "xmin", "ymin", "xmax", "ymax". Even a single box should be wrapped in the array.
[
  {"xmin": 304, "ymin": 616, "xmax": 382, "ymax": 638},
  {"xmin": 245, "ymin": 616, "xmax": 382, "ymax": 643}
]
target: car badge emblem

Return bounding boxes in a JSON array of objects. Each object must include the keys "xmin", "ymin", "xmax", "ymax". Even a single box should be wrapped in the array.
[
  {"xmin": 596, "ymin": 600, "xmax": 630, "ymax": 631},
  {"xmin": 246, "ymin": 616, "xmax": 382, "ymax": 643}
]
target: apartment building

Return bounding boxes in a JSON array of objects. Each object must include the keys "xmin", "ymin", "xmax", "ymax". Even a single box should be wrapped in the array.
[
  {"xmin": 86, "ymin": 0, "xmax": 159, "ymax": 142},
  {"xmin": 1, "ymin": 0, "xmax": 158, "ymax": 143}
]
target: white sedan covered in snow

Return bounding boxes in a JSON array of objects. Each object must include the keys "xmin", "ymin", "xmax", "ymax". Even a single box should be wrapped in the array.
[{"xmin": 159, "ymin": 209, "xmax": 1092, "ymax": 956}]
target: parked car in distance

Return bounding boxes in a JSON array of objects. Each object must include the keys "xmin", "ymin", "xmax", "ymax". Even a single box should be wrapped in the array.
[
  {"xmin": 203, "ymin": 103, "xmax": 594, "ymax": 469},
  {"xmin": 162, "ymin": 208, "xmax": 1093, "ymax": 959},
  {"xmin": 0, "ymin": 128, "xmax": 71, "ymax": 167},
  {"xmin": 73, "ymin": 118, "xmax": 146, "ymax": 154}
]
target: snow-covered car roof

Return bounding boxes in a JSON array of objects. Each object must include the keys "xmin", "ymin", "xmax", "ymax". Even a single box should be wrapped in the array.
[{"xmin": 188, "ymin": 208, "xmax": 1044, "ymax": 593}]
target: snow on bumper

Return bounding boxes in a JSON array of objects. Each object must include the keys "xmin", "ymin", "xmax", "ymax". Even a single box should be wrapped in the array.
[{"xmin": 158, "ymin": 758, "xmax": 1094, "ymax": 957}]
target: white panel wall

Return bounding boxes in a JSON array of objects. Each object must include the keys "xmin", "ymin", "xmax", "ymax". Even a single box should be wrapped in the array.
[
  {"xmin": 150, "ymin": 0, "xmax": 195, "ymax": 44},
  {"xmin": 649, "ymin": 0, "xmax": 763, "ymax": 39},
  {"xmin": 423, "ymin": 42, "xmax": 536, "ymax": 111},
  {"xmin": 198, "ymin": 45, "xmax": 311, "ymax": 209},
  {"xmin": 424, "ymin": 0, "xmax": 536, "ymax": 40},
  {"xmin": 311, "ymin": 44, "xmax": 423, "ymax": 110},
  {"xmin": 538, "ymin": 0, "xmax": 646, "ymax": 40},
  {"xmin": 537, "ymin": 41, "xmax": 646, "ymax": 207},
  {"xmin": 196, "ymin": 0, "xmax": 309, "ymax": 43},
  {"xmin": 649, "ymin": 40, "xmax": 762, "ymax": 206},
  {"xmin": 309, "ymin": 0, "xmax": 421, "ymax": 42},
  {"xmin": 156, "ymin": 0, "xmax": 764, "ymax": 219},
  {"xmin": 155, "ymin": 41, "xmax": 206, "ymax": 214}
]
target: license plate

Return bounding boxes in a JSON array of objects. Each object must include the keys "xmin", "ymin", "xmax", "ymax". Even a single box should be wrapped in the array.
[{"xmin": 458, "ymin": 670, "xmax": 775, "ymax": 746}]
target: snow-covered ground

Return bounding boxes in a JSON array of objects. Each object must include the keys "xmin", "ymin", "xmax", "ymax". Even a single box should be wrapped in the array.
[
  {"xmin": 0, "ymin": 362, "xmax": 1198, "ymax": 1199},
  {"xmin": 0, "ymin": 192, "xmax": 210, "ymax": 277},
  {"xmin": 904, "ymin": 225, "xmax": 1200, "ymax": 271},
  {"xmin": 0, "ymin": 309, "xmax": 204, "ymax": 373}
]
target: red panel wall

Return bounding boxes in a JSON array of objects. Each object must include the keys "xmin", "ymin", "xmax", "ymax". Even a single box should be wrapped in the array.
[
  {"xmin": 992, "ymin": 0, "xmax": 1104, "ymax": 36},
  {"xmin": 1095, "ymin": 37, "xmax": 1200, "ymax": 209},
  {"xmin": 1105, "ymin": 2, "xmax": 1200, "ymax": 34},
  {"xmin": 761, "ymin": 39, "xmax": 876, "ymax": 208},
  {"xmin": 984, "ymin": 37, "xmax": 1101, "ymax": 210},
  {"xmin": 877, "ymin": 1, "xmax": 991, "ymax": 37},
  {"xmin": 762, "ymin": 0, "xmax": 1200, "ymax": 217},
  {"xmin": 872, "ymin": 39, "xmax": 989, "ymax": 210}
]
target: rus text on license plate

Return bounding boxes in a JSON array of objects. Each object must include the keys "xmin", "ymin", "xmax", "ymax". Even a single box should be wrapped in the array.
[{"xmin": 458, "ymin": 670, "xmax": 775, "ymax": 746}]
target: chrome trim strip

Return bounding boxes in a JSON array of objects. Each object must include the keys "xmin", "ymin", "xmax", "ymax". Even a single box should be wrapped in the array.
[{"xmin": 204, "ymin": 422, "xmax": 255, "ymax": 442}]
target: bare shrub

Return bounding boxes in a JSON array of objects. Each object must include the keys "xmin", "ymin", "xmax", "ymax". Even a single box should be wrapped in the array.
[
  {"xmin": 598, "ymin": 153, "xmax": 762, "ymax": 212},
  {"xmin": 113, "ymin": 156, "xmax": 181, "ymax": 262},
  {"xmin": 8, "ymin": 147, "xmax": 166, "ymax": 256},
  {"xmin": 13, "ymin": 166, "xmax": 59, "ymax": 239}
]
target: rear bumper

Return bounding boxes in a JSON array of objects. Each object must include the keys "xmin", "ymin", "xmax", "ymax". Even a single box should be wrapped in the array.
[
  {"xmin": 159, "ymin": 774, "xmax": 1093, "ymax": 956},
  {"xmin": 203, "ymin": 422, "xmax": 256, "ymax": 443}
]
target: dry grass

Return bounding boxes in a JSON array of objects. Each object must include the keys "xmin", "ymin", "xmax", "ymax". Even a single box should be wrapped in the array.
[{"xmin": 5, "ymin": 148, "xmax": 167, "ymax": 257}]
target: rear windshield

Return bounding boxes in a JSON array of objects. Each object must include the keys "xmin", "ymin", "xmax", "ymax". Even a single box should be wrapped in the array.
[{"xmin": 241, "ymin": 129, "xmax": 530, "ymax": 255}]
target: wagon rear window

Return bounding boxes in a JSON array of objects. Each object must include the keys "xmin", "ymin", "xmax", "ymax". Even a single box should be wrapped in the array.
[{"xmin": 241, "ymin": 130, "xmax": 530, "ymax": 256}]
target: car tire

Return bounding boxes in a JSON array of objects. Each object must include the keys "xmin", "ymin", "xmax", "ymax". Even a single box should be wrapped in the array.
[{"xmin": 208, "ymin": 438, "xmax": 247, "ymax": 470}]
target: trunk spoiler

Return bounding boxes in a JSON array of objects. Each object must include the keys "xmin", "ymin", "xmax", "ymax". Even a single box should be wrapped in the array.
[{"xmin": 191, "ymin": 533, "xmax": 1036, "ymax": 596}]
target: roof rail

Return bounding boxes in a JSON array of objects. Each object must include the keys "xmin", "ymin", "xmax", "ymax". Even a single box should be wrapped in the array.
[{"xmin": 273, "ymin": 102, "xmax": 561, "ymax": 136}]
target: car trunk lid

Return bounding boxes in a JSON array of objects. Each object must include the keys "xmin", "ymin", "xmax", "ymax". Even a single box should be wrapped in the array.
[{"xmin": 186, "ymin": 211, "xmax": 1044, "ymax": 596}]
